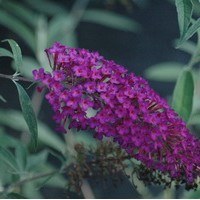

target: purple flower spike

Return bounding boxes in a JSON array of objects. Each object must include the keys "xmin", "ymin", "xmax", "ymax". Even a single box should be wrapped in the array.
[{"xmin": 33, "ymin": 42, "xmax": 200, "ymax": 186}]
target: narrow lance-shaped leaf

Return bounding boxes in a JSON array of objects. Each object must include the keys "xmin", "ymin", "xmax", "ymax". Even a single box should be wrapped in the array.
[
  {"xmin": 14, "ymin": 82, "xmax": 38, "ymax": 149},
  {"xmin": 0, "ymin": 109, "xmax": 66, "ymax": 152},
  {"xmin": 0, "ymin": 10, "xmax": 35, "ymax": 51},
  {"xmin": 82, "ymin": 9, "xmax": 141, "ymax": 32},
  {"xmin": 0, "ymin": 47, "xmax": 13, "ymax": 58},
  {"xmin": 36, "ymin": 16, "xmax": 48, "ymax": 66},
  {"xmin": 174, "ymin": 39, "xmax": 196, "ymax": 54},
  {"xmin": 3, "ymin": 39, "xmax": 23, "ymax": 73},
  {"xmin": 144, "ymin": 62, "xmax": 183, "ymax": 82},
  {"xmin": 25, "ymin": 0, "xmax": 66, "ymax": 15},
  {"xmin": 188, "ymin": 114, "xmax": 200, "ymax": 125},
  {"xmin": 0, "ymin": 147, "xmax": 19, "ymax": 172},
  {"xmin": 6, "ymin": 193, "xmax": 27, "ymax": 199},
  {"xmin": 26, "ymin": 150, "xmax": 48, "ymax": 170},
  {"xmin": 177, "ymin": 18, "xmax": 200, "ymax": 46},
  {"xmin": 175, "ymin": 0, "xmax": 193, "ymax": 39},
  {"xmin": 172, "ymin": 68, "xmax": 194, "ymax": 123},
  {"xmin": 2, "ymin": 0, "xmax": 38, "ymax": 27},
  {"xmin": 15, "ymin": 143, "xmax": 27, "ymax": 172},
  {"xmin": 0, "ymin": 95, "xmax": 7, "ymax": 103}
]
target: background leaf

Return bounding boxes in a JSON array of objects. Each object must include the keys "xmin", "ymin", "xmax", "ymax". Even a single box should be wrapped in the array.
[
  {"xmin": 188, "ymin": 113, "xmax": 200, "ymax": 125},
  {"xmin": 174, "ymin": 40, "xmax": 196, "ymax": 54},
  {"xmin": 0, "ymin": 109, "xmax": 66, "ymax": 153},
  {"xmin": 0, "ymin": 147, "xmax": 19, "ymax": 172},
  {"xmin": 14, "ymin": 82, "xmax": 38, "ymax": 149},
  {"xmin": 175, "ymin": 0, "xmax": 193, "ymax": 38},
  {"xmin": 35, "ymin": 16, "xmax": 49, "ymax": 66},
  {"xmin": 24, "ymin": 0, "xmax": 66, "ymax": 15},
  {"xmin": 0, "ymin": 47, "xmax": 13, "ymax": 58},
  {"xmin": 0, "ymin": 95, "xmax": 7, "ymax": 103},
  {"xmin": 82, "ymin": 9, "xmax": 141, "ymax": 32},
  {"xmin": 12, "ymin": 56, "xmax": 40, "ymax": 78},
  {"xmin": 177, "ymin": 18, "xmax": 200, "ymax": 46},
  {"xmin": 47, "ymin": 14, "xmax": 78, "ymax": 47},
  {"xmin": 182, "ymin": 189, "xmax": 200, "ymax": 199},
  {"xmin": 6, "ymin": 192, "xmax": 27, "ymax": 199},
  {"xmin": 3, "ymin": 39, "xmax": 23, "ymax": 72},
  {"xmin": 172, "ymin": 68, "xmax": 194, "ymax": 122},
  {"xmin": 34, "ymin": 163, "xmax": 66, "ymax": 188},
  {"xmin": 15, "ymin": 144, "xmax": 28, "ymax": 172},
  {"xmin": 26, "ymin": 150, "xmax": 48, "ymax": 171},
  {"xmin": 22, "ymin": 182, "xmax": 43, "ymax": 199},
  {"xmin": 1, "ymin": 0, "xmax": 38, "ymax": 27},
  {"xmin": 0, "ymin": 128, "xmax": 19, "ymax": 147},
  {"xmin": 144, "ymin": 62, "xmax": 183, "ymax": 82},
  {"xmin": 0, "ymin": 10, "xmax": 35, "ymax": 51}
]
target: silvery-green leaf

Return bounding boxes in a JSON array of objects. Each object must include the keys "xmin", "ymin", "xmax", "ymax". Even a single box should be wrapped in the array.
[{"xmin": 14, "ymin": 82, "xmax": 38, "ymax": 149}]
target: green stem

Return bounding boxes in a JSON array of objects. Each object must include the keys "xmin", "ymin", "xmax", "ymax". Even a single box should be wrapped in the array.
[
  {"xmin": 188, "ymin": 25, "xmax": 200, "ymax": 68},
  {"xmin": 0, "ymin": 153, "xmax": 132, "ymax": 197},
  {"xmin": 0, "ymin": 73, "xmax": 34, "ymax": 82},
  {"xmin": 81, "ymin": 179, "xmax": 95, "ymax": 199},
  {"xmin": 0, "ymin": 170, "xmax": 57, "ymax": 197}
]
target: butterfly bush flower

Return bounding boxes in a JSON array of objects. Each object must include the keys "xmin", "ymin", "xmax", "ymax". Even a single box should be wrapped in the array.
[{"xmin": 33, "ymin": 42, "xmax": 200, "ymax": 186}]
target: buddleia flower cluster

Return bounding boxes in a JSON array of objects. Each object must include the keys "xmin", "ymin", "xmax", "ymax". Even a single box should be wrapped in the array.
[{"xmin": 33, "ymin": 42, "xmax": 200, "ymax": 187}]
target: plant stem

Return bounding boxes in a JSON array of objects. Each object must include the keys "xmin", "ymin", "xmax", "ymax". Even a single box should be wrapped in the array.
[
  {"xmin": 31, "ymin": 86, "xmax": 46, "ymax": 116},
  {"xmin": 188, "ymin": 22, "xmax": 200, "ymax": 68},
  {"xmin": 81, "ymin": 179, "xmax": 95, "ymax": 199},
  {"xmin": 0, "ymin": 153, "xmax": 132, "ymax": 197},
  {"xmin": 0, "ymin": 73, "xmax": 34, "ymax": 83},
  {"xmin": 0, "ymin": 170, "xmax": 57, "ymax": 196}
]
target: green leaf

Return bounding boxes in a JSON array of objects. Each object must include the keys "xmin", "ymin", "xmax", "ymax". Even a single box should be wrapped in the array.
[
  {"xmin": 47, "ymin": 149, "xmax": 65, "ymax": 163},
  {"xmin": 0, "ymin": 95, "xmax": 7, "ymax": 103},
  {"xmin": 48, "ymin": 14, "xmax": 69, "ymax": 43},
  {"xmin": 144, "ymin": 62, "xmax": 183, "ymax": 82},
  {"xmin": 36, "ymin": 163, "xmax": 66, "ymax": 187},
  {"xmin": 0, "ymin": 109, "xmax": 66, "ymax": 153},
  {"xmin": 175, "ymin": 0, "xmax": 193, "ymax": 38},
  {"xmin": 38, "ymin": 123, "xmax": 66, "ymax": 153},
  {"xmin": 182, "ymin": 189, "xmax": 200, "ymax": 199},
  {"xmin": 14, "ymin": 82, "xmax": 38, "ymax": 149},
  {"xmin": 3, "ymin": 39, "xmax": 23, "ymax": 72},
  {"xmin": 0, "ymin": 129, "xmax": 19, "ymax": 148},
  {"xmin": 22, "ymin": 182, "xmax": 43, "ymax": 199},
  {"xmin": 82, "ymin": 9, "xmax": 141, "ymax": 32},
  {"xmin": 174, "ymin": 40, "xmax": 196, "ymax": 54},
  {"xmin": 6, "ymin": 193, "xmax": 26, "ymax": 199},
  {"xmin": 188, "ymin": 114, "xmax": 200, "ymax": 125},
  {"xmin": 12, "ymin": 56, "xmax": 40, "ymax": 78},
  {"xmin": 15, "ymin": 144, "xmax": 27, "ymax": 172},
  {"xmin": 26, "ymin": 150, "xmax": 48, "ymax": 171},
  {"xmin": 35, "ymin": 16, "xmax": 49, "ymax": 66},
  {"xmin": 24, "ymin": 0, "xmax": 66, "ymax": 15},
  {"xmin": 2, "ymin": 1, "xmax": 38, "ymax": 27},
  {"xmin": 177, "ymin": 18, "xmax": 200, "ymax": 46},
  {"xmin": 47, "ymin": 14, "xmax": 76, "ymax": 46},
  {"xmin": 172, "ymin": 68, "xmax": 194, "ymax": 122},
  {"xmin": 0, "ymin": 10, "xmax": 35, "ymax": 51},
  {"xmin": 35, "ymin": 173, "xmax": 57, "ymax": 190},
  {"xmin": 0, "ymin": 47, "xmax": 13, "ymax": 58},
  {"xmin": 60, "ymin": 32, "xmax": 78, "ymax": 48},
  {"xmin": 0, "ymin": 128, "xmax": 19, "ymax": 147},
  {"xmin": 0, "ymin": 147, "xmax": 18, "ymax": 172}
]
